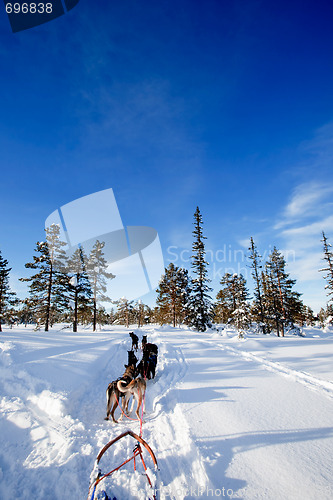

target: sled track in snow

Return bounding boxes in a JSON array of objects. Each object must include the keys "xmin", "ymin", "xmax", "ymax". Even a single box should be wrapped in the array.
[
  {"xmin": 85, "ymin": 330, "xmax": 206, "ymax": 499},
  {"xmin": 139, "ymin": 334, "xmax": 210, "ymax": 499},
  {"xmin": 221, "ymin": 343, "xmax": 333, "ymax": 400}
]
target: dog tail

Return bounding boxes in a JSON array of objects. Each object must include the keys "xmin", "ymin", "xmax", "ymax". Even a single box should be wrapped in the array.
[{"xmin": 117, "ymin": 379, "xmax": 134, "ymax": 393}]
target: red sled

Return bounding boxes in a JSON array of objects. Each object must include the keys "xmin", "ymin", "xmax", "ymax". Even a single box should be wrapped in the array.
[{"xmin": 87, "ymin": 430, "xmax": 160, "ymax": 500}]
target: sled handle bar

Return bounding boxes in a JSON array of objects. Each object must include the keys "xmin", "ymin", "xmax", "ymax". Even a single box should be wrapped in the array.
[{"xmin": 96, "ymin": 430, "xmax": 158, "ymax": 468}]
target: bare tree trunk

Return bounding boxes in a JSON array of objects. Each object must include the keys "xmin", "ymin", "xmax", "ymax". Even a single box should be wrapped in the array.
[
  {"xmin": 93, "ymin": 276, "xmax": 97, "ymax": 332},
  {"xmin": 93, "ymin": 298, "xmax": 97, "ymax": 332},
  {"xmin": 73, "ymin": 285, "xmax": 78, "ymax": 333},
  {"xmin": 45, "ymin": 263, "xmax": 53, "ymax": 332},
  {"xmin": 277, "ymin": 275, "xmax": 285, "ymax": 337}
]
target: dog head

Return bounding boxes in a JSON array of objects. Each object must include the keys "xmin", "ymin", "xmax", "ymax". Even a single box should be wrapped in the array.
[
  {"xmin": 125, "ymin": 350, "xmax": 138, "ymax": 368},
  {"xmin": 123, "ymin": 364, "xmax": 136, "ymax": 379}
]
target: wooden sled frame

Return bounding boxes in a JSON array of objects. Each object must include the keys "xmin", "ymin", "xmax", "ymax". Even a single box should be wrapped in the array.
[{"xmin": 87, "ymin": 430, "xmax": 159, "ymax": 500}]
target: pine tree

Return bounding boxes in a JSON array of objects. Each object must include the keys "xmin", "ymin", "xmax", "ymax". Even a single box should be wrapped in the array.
[
  {"xmin": 232, "ymin": 274, "xmax": 251, "ymax": 331},
  {"xmin": 216, "ymin": 273, "xmax": 250, "ymax": 328},
  {"xmin": 325, "ymin": 304, "xmax": 333, "ymax": 325},
  {"xmin": 317, "ymin": 307, "xmax": 326, "ymax": 327},
  {"xmin": 178, "ymin": 267, "xmax": 191, "ymax": 325},
  {"xmin": 187, "ymin": 207, "xmax": 213, "ymax": 331},
  {"xmin": 319, "ymin": 231, "xmax": 333, "ymax": 303},
  {"xmin": 18, "ymin": 299, "xmax": 37, "ymax": 327},
  {"xmin": 248, "ymin": 237, "xmax": 267, "ymax": 333},
  {"xmin": 86, "ymin": 240, "xmax": 115, "ymax": 332},
  {"xmin": 136, "ymin": 300, "xmax": 144, "ymax": 328},
  {"xmin": 115, "ymin": 297, "xmax": 134, "ymax": 327},
  {"xmin": 317, "ymin": 304, "xmax": 333, "ymax": 327},
  {"xmin": 215, "ymin": 273, "xmax": 237, "ymax": 323},
  {"xmin": 304, "ymin": 306, "xmax": 315, "ymax": 326},
  {"xmin": 155, "ymin": 263, "xmax": 190, "ymax": 327},
  {"xmin": 67, "ymin": 247, "xmax": 92, "ymax": 332},
  {"xmin": 264, "ymin": 247, "xmax": 301, "ymax": 337},
  {"xmin": 261, "ymin": 269, "xmax": 280, "ymax": 334},
  {"xmin": 20, "ymin": 225, "xmax": 68, "ymax": 331},
  {"xmin": 133, "ymin": 300, "xmax": 151, "ymax": 327},
  {"xmin": 0, "ymin": 252, "xmax": 18, "ymax": 332}
]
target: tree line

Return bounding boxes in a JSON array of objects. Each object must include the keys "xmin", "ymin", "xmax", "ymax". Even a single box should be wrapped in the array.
[
  {"xmin": 1, "ymin": 212, "xmax": 333, "ymax": 333},
  {"xmin": 153, "ymin": 217, "xmax": 333, "ymax": 334}
]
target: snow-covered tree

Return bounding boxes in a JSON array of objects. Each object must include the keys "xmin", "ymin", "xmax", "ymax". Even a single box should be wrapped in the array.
[
  {"xmin": 216, "ymin": 272, "xmax": 250, "ymax": 328},
  {"xmin": 317, "ymin": 304, "xmax": 333, "ymax": 327},
  {"xmin": 319, "ymin": 231, "xmax": 333, "ymax": 304},
  {"xmin": 232, "ymin": 275, "xmax": 251, "ymax": 331},
  {"xmin": 136, "ymin": 300, "xmax": 144, "ymax": 328},
  {"xmin": 66, "ymin": 247, "xmax": 92, "ymax": 332},
  {"xmin": 20, "ymin": 224, "xmax": 68, "ymax": 331},
  {"xmin": 263, "ymin": 247, "xmax": 301, "ymax": 336},
  {"xmin": 0, "ymin": 251, "xmax": 18, "ymax": 332},
  {"xmin": 187, "ymin": 207, "xmax": 213, "ymax": 331},
  {"xmin": 155, "ymin": 263, "xmax": 190, "ymax": 327},
  {"xmin": 17, "ymin": 299, "xmax": 37, "ymax": 327},
  {"xmin": 303, "ymin": 306, "xmax": 316, "ymax": 326},
  {"xmin": 86, "ymin": 240, "xmax": 115, "ymax": 332},
  {"xmin": 115, "ymin": 297, "xmax": 134, "ymax": 327}
]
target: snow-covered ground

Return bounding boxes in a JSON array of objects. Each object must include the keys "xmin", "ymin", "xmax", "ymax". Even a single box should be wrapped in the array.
[{"xmin": 0, "ymin": 324, "xmax": 332, "ymax": 499}]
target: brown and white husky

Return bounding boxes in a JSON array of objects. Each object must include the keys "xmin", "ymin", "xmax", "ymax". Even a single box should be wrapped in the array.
[{"xmin": 117, "ymin": 377, "xmax": 146, "ymax": 420}]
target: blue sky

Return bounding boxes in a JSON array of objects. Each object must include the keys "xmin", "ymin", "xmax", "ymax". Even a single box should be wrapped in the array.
[{"xmin": 1, "ymin": 0, "xmax": 333, "ymax": 312}]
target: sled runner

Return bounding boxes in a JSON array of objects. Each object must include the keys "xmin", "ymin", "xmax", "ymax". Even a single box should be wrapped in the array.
[{"xmin": 87, "ymin": 430, "xmax": 159, "ymax": 500}]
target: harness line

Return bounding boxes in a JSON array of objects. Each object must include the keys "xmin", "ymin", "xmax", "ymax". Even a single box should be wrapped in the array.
[{"xmin": 89, "ymin": 343, "xmax": 156, "ymax": 500}]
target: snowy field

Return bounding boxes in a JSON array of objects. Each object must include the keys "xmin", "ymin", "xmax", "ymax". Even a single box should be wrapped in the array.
[{"xmin": 0, "ymin": 324, "xmax": 332, "ymax": 499}]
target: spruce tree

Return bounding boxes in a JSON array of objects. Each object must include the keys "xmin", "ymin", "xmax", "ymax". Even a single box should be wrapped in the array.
[
  {"xmin": 231, "ymin": 274, "xmax": 251, "ymax": 331},
  {"xmin": 319, "ymin": 231, "xmax": 333, "ymax": 303},
  {"xmin": 155, "ymin": 263, "xmax": 190, "ymax": 327},
  {"xmin": 20, "ymin": 224, "xmax": 68, "ymax": 331},
  {"xmin": 187, "ymin": 207, "xmax": 213, "ymax": 331},
  {"xmin": 215, "ymin": 273, "xmax": 237, "ymax": 323},
  {"xmin": 248, "ymin": 237, "xmax": 267, "ymax": 333},
  {"xmin": 67, "ymin": 247, "xmax": 92, "ymax": 332},
  {"xmin": 261, "ymin": 269, "xmax": 280, "ymax": 334},
  {"xmin": 264, "ymin": 247, "xmax": 301, "ymax": 337},
  {"xmin": 0, "ymin": 251, "xmax": 18, "ymax": 332},
  {"xmin": 86, "ymin": 240, "xmax": 115, "ymax": 332},
  {"xmin": 216, "ymin": 273, "xmax": 250, "ymax": 328}
]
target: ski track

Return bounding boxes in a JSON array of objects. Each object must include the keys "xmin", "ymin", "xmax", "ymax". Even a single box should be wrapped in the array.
[{"xmin": 212, "ymin": 341, "xmax": 333, "ymax": 400}]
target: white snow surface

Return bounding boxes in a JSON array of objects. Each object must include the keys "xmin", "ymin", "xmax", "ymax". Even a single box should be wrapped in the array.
[{"xmin": 0, "ymin": 324, "xmax": 332, "ymax": 499}]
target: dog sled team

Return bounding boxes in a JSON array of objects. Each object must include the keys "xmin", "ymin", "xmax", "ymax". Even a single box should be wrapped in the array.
[{"xmin": 105, "ymin": 332, "xmax": 158, "ymax": 424}]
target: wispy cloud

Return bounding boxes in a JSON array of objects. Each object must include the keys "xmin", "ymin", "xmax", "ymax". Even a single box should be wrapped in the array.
[
  {"xmin": 277, "ymin": 186, "xmax": 333, "ymax": 272},
  {"xmin": 285, "ymin": 183, "xmax": 333, "ymax": 218},
  {"xmin": 281, "ymin": 215, "xmax": 333, "ymax": 245},
  {"xmin": 275, "ymin": 182, "xmax": 333, "ymax": 230},
  {"xmin": 275, "ymin": 182, "xmax": 333, "ymax": 310}
]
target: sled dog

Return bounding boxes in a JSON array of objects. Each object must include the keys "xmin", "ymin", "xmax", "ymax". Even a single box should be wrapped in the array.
[
  {"xmin": 141, "ymin": 335, "xmax": 147, "ymax": 349},
  {"xmin": 137, "ymin": 349, "xmax": 158, "ymax": 380},
  {"xmin": 105, "ymin": 364, "xmax": 136, "ymax": 423},
  {"xmin": 126, "ymin": 349, "xmax": 138, "ymax": 368},
  {"xmin": 117, "ymin": 377, "xmax": 146, "ymax": 419},
  {"xmin": 129, "ymin": 331, "xmax": 139, "ymax": 351}
]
